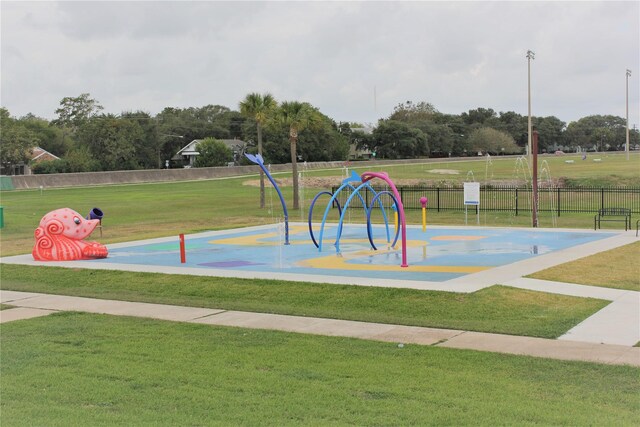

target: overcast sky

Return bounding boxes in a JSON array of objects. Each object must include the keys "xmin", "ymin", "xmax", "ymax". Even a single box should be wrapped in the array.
[{"xmin": 2, "ymin": 1, "xmax": 639, "ymax": 127}]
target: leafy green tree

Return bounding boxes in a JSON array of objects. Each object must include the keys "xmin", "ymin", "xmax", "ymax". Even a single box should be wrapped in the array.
[
  {"xmin": 432, "ymin": 114, "xmax": 471, "ymax": 156},
  {"xmin": 155, "ymin": 105, "xmax": 240, "ymax": 164},
  {"xmin": 75, "ymin": 114, "xmax": 143, "ymax": 170},
  {"xmin": 495, "ymin": 111, "xmax": 528, "ymax": 148},
  {"xmin": 461, "ymin": 108, "xmax": 498, "ymax": 125},
  {"xmin": 592, "ymin": 127, "xmax": 615, "ymax": 152},
  {"xmin": 296, "ymin": 117, "xmax": 349, "ymax": 162},
  {"xmin": 278, "ymin": 101, "xmax": 321, "ymax": 209},
  {"xmin": 420, "ymin": 123, "xmax": 454, "ymax": 157},
  {"xmin": 386, "ymin": 101, "xmax": 454, "ymax": 156},
  {"xmin": 352, "ymin": 130, "xmax": 375, "ymax": 153},
  {"xmin": 0, "ymin": 108, "xmax": 38, "ymax": 174},
  {"xmin": 187, "ymin": 105, "xmax": 234, "ymax": 138},
  {"xmin": 52, "ymin": 93, "xmax": 103, "ymax": 133},
  {"xmin": 239, "ymin": 93, "xmax": 278, "ymax": 208},
  {"xmin": 64, "ymin": 146, "xmax": 101, "ymax": 172},
  {"xmin": 19, "ymin": 114, "xmax": 68, "ymax": 156},
  {"xmin": 194, "ymin": 138, "xmax": 233, "ymax": 167},
  {"xmin": 468, "ymin": 127, "xmax": 521, "ymax": 155},
  {"xmin": 564, "ymin": 115, "xmax": 627, "ymax": 151},
  {"xmin": 371, "ymin": 120, "xmax": 428, "ymax": 159},
  {"xmin": 120, "ymin": 111, "xmax": 160, "ymax": 168},
  {"xmin": 51, "ymin": 93, "xmax": 104, "ymax": 162},
  {"xmin": 535, "ymin": 116, "xmax": 566, "ymax": 152},
  {"xmin": 388, "ymin": 101, "xmax": 438, "ymax": 124},
  {"xmin": 262, "ymin": 114, "xmax": 348, "ymax": 164},
  {"xmin": 155, "ymin": 107, "xmax": 192, "ymax": 163},
  {"xmin": 31, "ymin": 159, "xmax": 70, "ymax": 174},
  {"xmin": 338, "ymin": 122, "xmax": 371, "ymax": 159}
]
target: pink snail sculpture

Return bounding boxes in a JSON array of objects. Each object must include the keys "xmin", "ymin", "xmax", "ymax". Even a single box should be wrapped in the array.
[{"xmin": 33, "ymin": 208, "xmax": 108, "ymax": 261}]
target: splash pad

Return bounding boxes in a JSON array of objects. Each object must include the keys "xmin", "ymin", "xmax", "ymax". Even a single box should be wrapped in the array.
[
  {"xmin": 70, "ymin": 223, "xmax": 616, "ymax": 288},
  {"xmin": 10, "ymin": 162, "xmax": 624, "ymax": 292}
]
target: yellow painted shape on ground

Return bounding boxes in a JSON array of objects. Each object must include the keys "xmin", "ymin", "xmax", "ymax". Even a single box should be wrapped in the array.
[
  {"xmin": 299, "ymin": 243, "xmax": 490, "ymax": 274},
  {"xmin": 299, "ymin": 252, "xmax": 490, "ymax": 274},
  {"xmin": 430, "ymin": 235, "xmax": 487, "ymax": 241},
  {"xmin": 208, "ymin": 228, "xmax": 489, "ymax": 274},
  {"xmin": 210, "ymin": 225, "xmax": 309, "ymax": 246}
]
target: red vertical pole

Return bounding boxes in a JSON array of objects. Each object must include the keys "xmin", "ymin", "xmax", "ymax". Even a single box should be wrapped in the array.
[
  {"xmin": 179, "ymin": 234, "xmax": 186, "ymax": 263},
  {"xmin": 532, "ymin": 130, "xmax": 539, "ymax": 228}
]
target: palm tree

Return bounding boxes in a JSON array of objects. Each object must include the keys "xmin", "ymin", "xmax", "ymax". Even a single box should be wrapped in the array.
[
  {"xmin": 239, "ymin": 93, "xmax": 277, "ymax": 208},
  {"xmin": 278, "ymin": 101, "xmax": 319, "ymax": 210}
]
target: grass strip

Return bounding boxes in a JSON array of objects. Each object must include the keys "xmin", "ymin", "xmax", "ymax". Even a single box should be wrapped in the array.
[
  {"xmin": 529, "ymin": 241, "xmax": 640, "ymax": 291},
  {"xmin": 2, "ymin": 153, "xmax": 638, "ymax": 257},
  {"xmin": 1, "ymin": 264, "xmax": 607, "ymax": 338},
  {"xmin": 2, "ymin": 313, "xmax": 638, "ymax": 426}
]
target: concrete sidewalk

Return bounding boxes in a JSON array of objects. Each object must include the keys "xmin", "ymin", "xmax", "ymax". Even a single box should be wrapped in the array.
[
  {"xmin": 504, "ymin": 277, "xmax": 640, "ymax": 346},
  {"xmin": 2, "ymin": 290, "xmax": 638, "ymax": 367}
]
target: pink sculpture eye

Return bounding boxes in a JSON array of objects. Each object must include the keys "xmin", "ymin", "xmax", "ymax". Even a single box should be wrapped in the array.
[{"xmin": 73, "ymin": 217, "xmax": 81, "ymax": 225}]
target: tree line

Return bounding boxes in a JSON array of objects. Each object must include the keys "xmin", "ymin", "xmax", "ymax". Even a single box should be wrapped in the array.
[
  {"xmin": 348, "ymin": 102, "xmax": 639, "ymax": 159},
  {"xmin": 2, "ymin": 94, "xmax": 638, "ymax": 180}
]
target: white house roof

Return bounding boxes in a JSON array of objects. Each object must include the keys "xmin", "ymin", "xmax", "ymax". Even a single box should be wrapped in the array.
[
  {"xmin": 175, "ymin": 139, "xmax": 248, "ymax": 156},
  {"xmin": 175, "ymin": 140, "xmax": 201, "ymax": 157},
  {"xmin": 173, "ymin": 138, "xmax": 248, "ymax": 161}
]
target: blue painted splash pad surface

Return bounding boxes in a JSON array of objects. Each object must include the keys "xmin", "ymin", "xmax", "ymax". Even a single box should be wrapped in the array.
[{"xmin": 93, "ymin": 225, "xmax": 615, "ymax": 282}]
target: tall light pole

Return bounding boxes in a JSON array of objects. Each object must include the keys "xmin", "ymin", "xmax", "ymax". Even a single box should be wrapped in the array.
[
  {"xmin": 526, "ymin": 50, "xmax": 535, "ymax": 162},
  {"xmin": 626, "ymin": 69, "xmax": 631, "ymax": 160}
]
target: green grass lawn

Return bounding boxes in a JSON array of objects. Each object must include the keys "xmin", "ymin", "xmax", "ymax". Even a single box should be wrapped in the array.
[
  {"xmin": 329, "ymin": 152, "xmax": 640, "ymax": 186},
  {"xmin": 2, "ymin": 313, "xmax": 638, "ymax": 426},
  {"xmin": 1, "ymin": 264, "xmax": 607, "ymax": 339},
  {"xmin": 530, "ymin": 241, "xmax": 640, "ymax": 291},
  {"xmin": 1, "ymin": 153, "xmax": 638, "ymax": 256},
  {"xmin": 2, "ymin": 156, "xmax": 639, "ymax": 425}
]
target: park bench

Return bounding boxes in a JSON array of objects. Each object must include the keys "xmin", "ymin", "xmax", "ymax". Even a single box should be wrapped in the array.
[{"xmin": 594, "ymin": 208, "xmax": 631, "ymax": 231}]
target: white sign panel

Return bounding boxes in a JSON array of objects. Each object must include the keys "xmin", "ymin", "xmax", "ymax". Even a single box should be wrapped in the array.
[{"xmin": 464, "ymin": 182, "xmax": 480, "ymax": 206}]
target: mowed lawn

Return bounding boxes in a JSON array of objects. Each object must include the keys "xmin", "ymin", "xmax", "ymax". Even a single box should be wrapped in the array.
[
  {"xmin": 530, "ymin": 241, "xmax": 640, "ymax": 291},
  {"xmin": 2, "ymin": 154, "xmax": 639, "ymax": 425},
  {"xmin": 1, "ymin": 152, "xmax": 639, "ymax": 256},
  {"xmin": 1, "ymin": 313, "xmax": 638, "ymax": 426},
  {"xmin": 1, "ymin": 264, "xmax": 608, "ymax": 339}
]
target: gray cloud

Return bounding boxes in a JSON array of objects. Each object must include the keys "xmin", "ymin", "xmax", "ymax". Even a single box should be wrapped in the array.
[{"xmin": 2, "ymin": 1, "xmax": 638, "ymax": 127}]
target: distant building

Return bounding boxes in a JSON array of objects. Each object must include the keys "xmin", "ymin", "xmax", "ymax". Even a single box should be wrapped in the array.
[
  {"xmin": 2, "ymin": 147, "xmax": 61, "ymax": 175},
  {"xmin": 31, "ymin": 147, "xmax": 60, "ymax": 164},
  {"xmin": 172, "ymin": 138, "xmax": 247, "ymax": 167}
]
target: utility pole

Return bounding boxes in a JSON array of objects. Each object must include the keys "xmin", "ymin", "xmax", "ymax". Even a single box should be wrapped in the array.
[
  {"xmin": 626, "ymin": 69, "xmax": 632, "ymax": 160},
  {"xmin": 532, "ymin": 130, "xmax": 539, "ymax": 228},
  {"xmin": 527, "ymin": 50, "xmax": 535, "ymax": 163}
]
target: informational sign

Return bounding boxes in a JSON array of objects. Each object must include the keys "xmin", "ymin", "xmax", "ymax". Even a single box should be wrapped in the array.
[{"xmin": 463, "ymin": 182, "xmax": 480, "ymax": 206}]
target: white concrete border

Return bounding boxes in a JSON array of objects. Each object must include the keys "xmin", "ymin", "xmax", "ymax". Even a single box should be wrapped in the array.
[{"xmin": 2, "ymin": 223, "xmax": 638, "ymax": 346}]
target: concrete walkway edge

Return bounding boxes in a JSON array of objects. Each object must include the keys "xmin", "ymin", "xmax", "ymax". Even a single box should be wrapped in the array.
[{"xmin": 2, "ymin": 290, "xmax": 638, "ymax": 367}]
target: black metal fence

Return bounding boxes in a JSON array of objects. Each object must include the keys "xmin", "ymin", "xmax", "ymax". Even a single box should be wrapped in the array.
[{"xmin": 330, "ymin": 185, "xmax": 640, "ymax": 215}]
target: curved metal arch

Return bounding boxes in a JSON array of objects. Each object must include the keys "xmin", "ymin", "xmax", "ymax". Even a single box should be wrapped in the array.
[
  {"xmin": 308, "ymin": 191, "xmax": 342, "ymax": 248},
  {"xmin": 245, "ymin": 153, "xmax": 290, "ymax": 245},
  {"xmin": 366, "ymin": 191, "xmax": 401, "ymax": 251},
  {"xmin": 316, "ymin": 182, "xmax": 367, "ymax": 252},
  {"xmin": 334, "ymin": 181, "xmax": 392, "ymax": 253}
]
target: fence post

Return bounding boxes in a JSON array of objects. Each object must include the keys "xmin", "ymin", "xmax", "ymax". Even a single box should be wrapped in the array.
[
  {"xmin": 437, "ymin": 188, "xmax": 440, "ymax": 212},
  {"xmin": 515, "ymin": 188, "xmax": 518, "ymax": 216},
  {"xmin": 557, "ymin": 187, "xmax": 560, "ymax": 217},
  {"xmin": 601, "ymin": 188, "xmax": 604, "ymax": 210}
]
